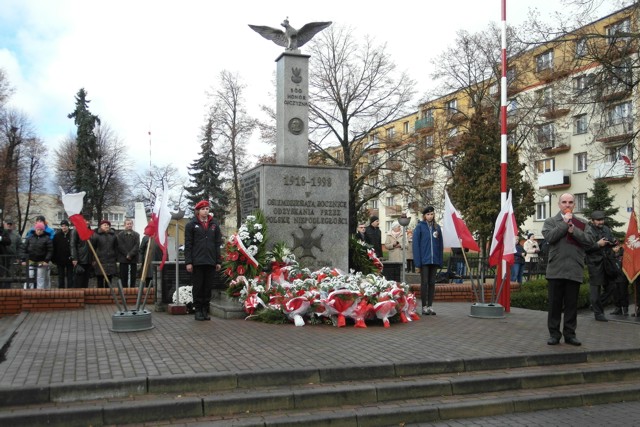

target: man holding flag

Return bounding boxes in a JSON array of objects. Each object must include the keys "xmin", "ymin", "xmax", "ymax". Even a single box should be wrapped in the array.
[{"xmin": 542, "ymin": 193, "xmax": 592, "ymax": 346}]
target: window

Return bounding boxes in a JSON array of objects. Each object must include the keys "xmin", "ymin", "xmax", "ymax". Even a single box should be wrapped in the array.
[
  {"xmin": 574, "ymin": 193, "xmax": 587, "ymax": 213},
  {"xmin": 386, "ymin": 127, "xmax": 395, "ymax": 138},
  {"xmin": 370, "ymin": 199, "xmax": 378, "ymax": 209},
  {"xmin": 536, "ymin": 158, "xmax": 554, "ymax": 173},
  {"xmin": 537, "ymin": 123, "xmax": 555, "ymax": 147},
  {"xmin": 607, "ymin": 18, "xmax": 631, "ymax": 43},
  {"xmin": 608, "ymin": 144, "xmax": 633, "ymax": 163},
  {"xmin": 610, "ymin": 61, "xmax": 632, "ymax": 86},
  {"xmin": 573, "ymin": 114, "xmax": 587, "ymax": 134},
  {"xmin": 424, "ymin": 135, "xmax": 434, "ymax": 148},
  {"xmin": 423, "ymin": 109, "xmax": 434, "ymax": 120},
  {"xmin": 506, "ymin": 67, "xmax": 516, "ymax": 85},
  {"xmin": 448, "ymin": 127, "xmax": 458, "ymax": 138},
  {"xmin": 507, "ymin": 99, "xmax": 517, "ymax": 116},
  {"xmin": 575, "ymin": 38, "xmax": 587, "ymax": 57},
  {"xmin": 445, "ymin": 99, "xmax": 457, "ymax": 114},
  {"xmin": 607, "ymin": 101, "xmax": 632, "ymax": 128},
  {"xmin": 56, "ymin": 212, "xmax": 69, "ymax": 222},
  {"xmin": 575, "ymin": 152, "xmax": 587, "ymax": 172},
  {"xmin": 369, "ymin": 132, "xmax": 379, "ymax": 146},
  {"xmin": 425, "ymin": 161, "xmax": 433, "ymax": 175},
  {"xmin": 536, "ymin": 50, "xmax": 554, "ymax": 72},
  {"xmin": 536, "ymin": 203, "xmax": 547, "ymax": 221},
  {"xmin": 386, "ymin": 196, "xmax": 395, "ymax": 206},
  {"xmin": 535, "ymin": 87, "xmax": 553, "ymax": 107},
  {"xmin": 385, "ymin": 221, "xmax": 394, "ymax": 232},
  {"xmin": 403, "ymin": 121, "xmax": 409, "ymax": 134},
  {"xmin": 573, "ymin": 75, "xmax": 593, "ymax": 94}
]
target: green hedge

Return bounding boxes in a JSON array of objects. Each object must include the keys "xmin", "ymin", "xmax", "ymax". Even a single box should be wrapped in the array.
[{"xmin": 511, "ymin": 278, "xmax": 591, "ymax": 311}]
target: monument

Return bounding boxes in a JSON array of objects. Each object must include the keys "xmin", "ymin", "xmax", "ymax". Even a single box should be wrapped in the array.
[{"xmin": 244, "ymin": 18, "xmax": 349, "ymax": 272}]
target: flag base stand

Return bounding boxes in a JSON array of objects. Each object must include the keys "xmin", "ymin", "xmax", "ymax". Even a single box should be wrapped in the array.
[
  {"xmin": 469, "ymin": 303, "xmax": 505, "ymax": 319},
  {"xmin": 110, "ymin": 309, "xmax": 154, "ymax": 332}
]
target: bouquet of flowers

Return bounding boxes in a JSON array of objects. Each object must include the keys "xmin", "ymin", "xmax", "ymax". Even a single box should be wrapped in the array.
[
  {"xmin": 172, "ymin": 285, "xmax": 195, "ymax": 313},
  {"xmin": 224, "ymin": 211, "xmax": 268, "ymax": 296},
  {"xmin": 349, "ymin": 235, "xmax": 383, "ymax": 275}
]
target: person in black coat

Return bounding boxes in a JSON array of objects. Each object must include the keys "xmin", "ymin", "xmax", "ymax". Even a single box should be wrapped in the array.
[
  {"xmin": 90, "ymin": 220, "xmax": 118, "ymax": 288},
  {"xmin": 116, "ymin": 218, "xmax": 141, "ymax": 288},
  {"xmin": 184, "ymin": 200, "xmax": 222, "ymax": 321},
  {"xmin": 52, "ymin": 220, "xmax": 74, "ymax": 288},
  {"xmin": 71, "ymin": 222, "xmax": 94, "ymax": 288},
  {"xmin": 364, "ymin": 216, "xmax": 383, "ymax": 259}
]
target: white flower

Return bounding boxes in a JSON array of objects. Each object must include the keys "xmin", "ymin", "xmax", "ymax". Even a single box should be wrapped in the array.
[
  {"xmin": 172, "ymin": 286, "xmax": 193, "ymax": 305},
  {"xmin": 246, "ymin": 215, "xmax": 256, "ymax": 222},
  {"xmin": 247, "ymin": 245, "xmax": 258, "ymax": 256},
  {"xmin": 254, "ymin": 223, "xmax": 263, "ymax": 230},
  {"xmin": 239, "ymin": 231, "xmax": 250, "ymax": 241},
  {"xmin": 254, "ymin": 232, "xmax": 263, "ymax": 242}
]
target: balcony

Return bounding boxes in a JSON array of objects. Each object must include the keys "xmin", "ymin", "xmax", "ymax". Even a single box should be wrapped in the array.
[
  {"xmin": 541, "ymin": 104, "xmax": 570, "ymax": 120},
  {"xmin": 447, "ymin": 111, "xmax": 466, "ymax": 125},
  {"xmin": 538, "ymin": 169, "xmax": 571, "ymax": 190},
  {"xmin": 538, "ymin": 132, "xmax": 570, "ymax": 154},
  {"xmin": 599, "ymin": 84, "xmax": 632, "ymax": 103},
  {"xmin": 415, "ymin": 117, "xmax": 434, "ymax": 132},
  {"xmin": 594, "ymin": 159, "xmax": 634, "ymax": 182},
  {"xmin": 595, "ymin": 120, "xmax": 634, "ymax": 144},
  {"xmin": 385, "ymin": 204, "xmax": 403, "ymax": 217}
]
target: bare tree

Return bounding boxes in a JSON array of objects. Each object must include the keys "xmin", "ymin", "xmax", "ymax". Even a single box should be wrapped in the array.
[
  {"xmin": 13, "ymin": 137, "xmax": 48, "ymax": 235},
  {"xmin": 54, "ymin": 123, "xmax": 131, "ymax": 221},
  {"xmin": 206, "ymin": 70, "xmax": 257, "ymax": 228},
  {"xmin": 132, "ymin": 164, "xmax": 188, "ymax": 212},
  {"xmin": 306, "ymin": 25, "xmax": 416, "ymax": 231},
  {"xmin": 0, "ymin": 109, "xmax": 36, "ymax": 221}
]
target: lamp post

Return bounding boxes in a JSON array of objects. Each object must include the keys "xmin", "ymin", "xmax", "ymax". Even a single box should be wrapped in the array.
[{"xmin": 398, "ymin": 213, "xmax": 411, "ymax": 284}]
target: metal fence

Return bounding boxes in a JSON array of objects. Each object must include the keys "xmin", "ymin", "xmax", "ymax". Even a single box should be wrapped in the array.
[{"xmin": 445, "ymin": 255, "xmax": 548, "ymax": 283}]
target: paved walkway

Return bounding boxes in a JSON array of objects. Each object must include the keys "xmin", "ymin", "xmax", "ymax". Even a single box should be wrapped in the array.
[{"xmin": 0, "ymin": 303, "xmax": 639, "ymax": 388}]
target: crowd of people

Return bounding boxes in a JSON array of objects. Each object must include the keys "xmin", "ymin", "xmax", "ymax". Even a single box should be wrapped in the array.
[{"xmin": 0, "ymin": 215, "xmax": 147, "ymax": 290}]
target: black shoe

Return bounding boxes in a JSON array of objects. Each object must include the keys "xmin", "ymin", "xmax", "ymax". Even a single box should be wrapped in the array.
[
  {"xmin": 203, "ymin": 308, "xmax": 211, "ymax": 321},
  {"xmin": 195, "ymin": 309, "xmax": 204, "ymax": 321},
  {"xmin": 565, "ymin": 337, "xmax": 581, "ymax": 346},
  {"xmin": 610, "ymin": 307, "xmax": 623, "ymax": 315},
  {"xmin": 547, "ymin": 337, "xmax": 560, "ymax": 345},
  {"xmin": 595, "ymin": 314, "xmax": 608, "ymax": 322}
]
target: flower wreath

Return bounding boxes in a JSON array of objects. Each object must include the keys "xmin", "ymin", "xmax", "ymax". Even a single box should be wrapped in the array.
[{"xmin": 224, "ymin": 211, "xmax": 268, "ymax": 297}]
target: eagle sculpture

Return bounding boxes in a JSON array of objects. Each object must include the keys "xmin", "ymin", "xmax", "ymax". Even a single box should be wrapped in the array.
[{"xmin": 249, "ymin": 18, "xmax": 332, "ymax": 51}]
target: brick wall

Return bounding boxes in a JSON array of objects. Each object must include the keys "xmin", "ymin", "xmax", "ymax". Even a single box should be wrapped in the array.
[
  {"xmin": 0, "ymin": 288, "xmax": 155, "ymax": 315},
  {"xmin": 410, "ymin": 282, "xmax": 520, "ymax": 303}
]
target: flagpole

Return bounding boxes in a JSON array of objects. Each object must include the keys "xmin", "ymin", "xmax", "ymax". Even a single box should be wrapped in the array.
[{"xmin": 135, "ymin": 238, "xmax": 153, "ymax": 310}]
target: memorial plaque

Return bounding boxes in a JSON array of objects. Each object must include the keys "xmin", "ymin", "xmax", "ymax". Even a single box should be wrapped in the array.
[{"xmin": 241, "ymin": 164, "xmax": 349, "ymax": 272}]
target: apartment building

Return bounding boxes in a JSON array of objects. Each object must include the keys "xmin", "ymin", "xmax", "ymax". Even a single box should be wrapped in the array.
[{"xmin": 360, "ymin": 5, "xmax": 637, "ymax": 236}]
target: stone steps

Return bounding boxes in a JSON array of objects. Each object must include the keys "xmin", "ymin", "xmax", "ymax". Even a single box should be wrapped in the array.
[{"xmin": 1, "ymin": 350, "xmax": 640, "ymax": 426}]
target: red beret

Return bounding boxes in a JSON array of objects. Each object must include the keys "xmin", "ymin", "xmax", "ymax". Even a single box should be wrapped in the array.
[
  {"xmin": 195, "ymin": 200, "xmax": 210, "ymax": 210},
  {"xmin": 99, "ymin": 220, "xmax": 111, "ymax": 227}
]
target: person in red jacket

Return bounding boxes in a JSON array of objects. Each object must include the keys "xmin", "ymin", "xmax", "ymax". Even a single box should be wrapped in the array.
[{"xmin": 184, "ymin": 200, "xmax": 222, "ymax": 321}]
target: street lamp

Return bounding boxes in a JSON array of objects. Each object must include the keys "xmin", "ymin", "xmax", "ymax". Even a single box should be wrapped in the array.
[{"xmin": 398, "ymin": 213, "xmax": 411, "ymax": 284}]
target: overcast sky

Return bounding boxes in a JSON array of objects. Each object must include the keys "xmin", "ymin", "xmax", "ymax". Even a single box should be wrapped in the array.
[{"xmin": 0, "ymin": 0, "xmax": 616, "ymax": 184}]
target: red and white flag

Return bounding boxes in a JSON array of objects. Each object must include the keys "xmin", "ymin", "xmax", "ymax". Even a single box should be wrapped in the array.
[
  {"xmin": 143, "ymin": 183, "xmax": 172, "ymax": 269},
  {"xmin": 59, "ymin": 187, "xmax": 94, "ymax": 241},
  {"xmin": 622, "ymin": 210, "xmax": 640, "ymax": 282},
  {"xmin": 488, "ymin": 190, "xmax": 518, "ymax": 267},
  {"xmin": 443, "ymin": 191, "xmax": 480, "ymax": 251}
]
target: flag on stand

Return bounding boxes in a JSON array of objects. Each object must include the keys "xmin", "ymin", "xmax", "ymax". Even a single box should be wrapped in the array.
[
  {"xmin": 59, "ymin": 187, "xmax": 94, "ymax": 241},
  {"xmin": 622, "ymin": 210, "xmax": 640, "ymax": 282},
  {"xmin": 143, "ymin": 184, "xmax": 172, "ymax": 270},
  {"xmin": 488, "ymin": 190, "xmax": 518, "ymax": 267},
  {"xmin": 442, "ymin": 191, "xmax": 480, "ymax": 251}
]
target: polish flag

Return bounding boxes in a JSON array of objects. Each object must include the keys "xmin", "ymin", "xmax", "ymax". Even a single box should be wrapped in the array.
[
  {"xmin": 488, "ymin": 190, "xmax": 518, "ymax": 267},
  {"xmin": 144, "ymin": 183, "xmax": 172, "ymax": 269},
  {"xmin": 622, "ymin": 210, "xmax": 640, "ymax": 282},
  {"xmin": 59, "ymin": 187, "xmax": 94, "ymax": 241},
  {"xmin": 443, "ymin": 191, "xmax": 480, "ymax": 251}
]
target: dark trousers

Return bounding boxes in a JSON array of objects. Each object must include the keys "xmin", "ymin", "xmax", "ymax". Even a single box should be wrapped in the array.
[
  {"xmin": 96, "ymin": 275, "xmax": 112, "ymax": 288},
  {"xmin": 419, "ymin": 265, "xmax": 438, "ymax": 307},
  {"xmin": 588, "ymin": 268, "xmax": 615, "ymax": 316},
  {"xmin": 74, "ymin": 264, "xmax": 91, "ymax": 288},
  {"xmin": 547, "ymin": 278, "xmax": 580, "ymax": 339},
  {"xmin": 119, "ymin": 262, "xmax": 138, "ymax": 288},
  {"xmin": 613, "ymin": 275, "xmax": 629, "ymax": 308},
  {"xmin": 405, "ymin": 259, "xmax": 415, "ymax": 273},
  {"xmin": 56, "ymin": 262, "xmax": 74, "ymax": 289},
  {"xmin": 191, "ymin": 265, "xmax": 216, "ymax": 311}
]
